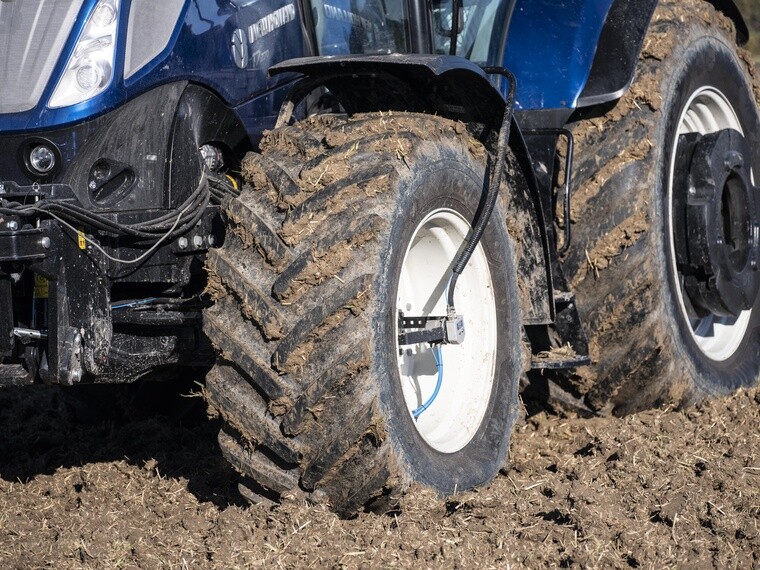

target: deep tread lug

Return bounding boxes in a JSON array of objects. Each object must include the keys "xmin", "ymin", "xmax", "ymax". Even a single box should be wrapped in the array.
[
  {"xmin": 206, "ymin": 366, "xmax": 301, "ymax": 464},
  {"xmin": 241, "ymin": 152, "xmax": 303, "ymax": 202},
  {"xmin": 271, "ymin": 273, "xmax": 372, "ymax": 373},
  {"xmin": 272, "ymin": 214, "xmax": 383, "ymax": 302},
  {"xmin": 217, "ymin": 429, "xmax": 299, "ymax": 494},
  {"xmin": 284, "ymin": 164, "xmax": 395, "ymax": 234},
  {"xmin": 300, "ymin": 394, "xmax": 376, "ymax": 490},
  {"xmin": 207, "ymin": 248, "xmax": 287, "ymax": 340},
  {"xmin": 282, "ymin": 340, "xmax": 370, "ymax": 435},
  {"xmin": 222, "ymin": 195, "xmax": 291, "ymax": 269},
  {"xmin": 205, "ymin": 307, "xmax": 295, "ymax": 399}
]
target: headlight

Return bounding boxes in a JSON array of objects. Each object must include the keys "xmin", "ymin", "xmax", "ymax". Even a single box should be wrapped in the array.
[
  {"xmin": 29, "ymin": 145, "xmax": 57, "ymax": 174},
  {"xmin": 48, "ymin": 0, "xmax": 120, "ymax": 109}
]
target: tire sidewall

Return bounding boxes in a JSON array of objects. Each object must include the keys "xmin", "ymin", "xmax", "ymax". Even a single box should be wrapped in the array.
[
  {"xmin": 657, "ymin": 33, "xmax": 760, "ymax": 393},
  {"xmin": 373, "ymin": 141, "xmax": 522, "ymax": 493}
]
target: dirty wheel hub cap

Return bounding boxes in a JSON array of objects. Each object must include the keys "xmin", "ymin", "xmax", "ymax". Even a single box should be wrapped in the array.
[{"xmin": 673, "ymin": 128, "xmax": 760, "ymax": 318}]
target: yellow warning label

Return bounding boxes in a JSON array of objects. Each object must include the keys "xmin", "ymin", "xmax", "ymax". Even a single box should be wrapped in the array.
[
  {"xmin": 34, "ymin": 275, "xmax": 49, "ymax": 299},
  {"xmin": 77, "ymin": 229, "xmax": 86, "ymax": 250}
]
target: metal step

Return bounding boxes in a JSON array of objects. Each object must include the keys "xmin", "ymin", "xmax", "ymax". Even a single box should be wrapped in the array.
[
  {"xmin": 534, "ymin": 289, "xmax": 591, "ymax": 370},
  {"xmin": 531, "ymin": 348, "xmax": 592, "ymax": 370},
  {"xmin": 553, "ymin": 290, "xmax": 575, "ymax": 306}
]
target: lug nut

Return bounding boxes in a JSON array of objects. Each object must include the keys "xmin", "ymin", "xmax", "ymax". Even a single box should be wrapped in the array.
[
  {"xmin": 40, "ymin": 237, "xmax": 51, "ymax": 249},
  {"xmin": 207, "ymin": 235, "xmax": 215, "ymax": 246},
  {"xmin": 7, "ymin": 221, "xmax": 18, "ymax": 230},
  {"xmin": 178, "ymin": 237, "xmax": 188, "ymax": 249},
  {"xmin": 193, "ymin": 235, "xmax": 204, "ymax": 248}
]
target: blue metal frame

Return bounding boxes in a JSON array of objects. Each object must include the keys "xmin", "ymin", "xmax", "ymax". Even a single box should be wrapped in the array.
[
  {"xmin": 504, "ymin": 0, "xmax": 615, "ymax": 111},
  {"xmin": 0, "ymin": 0, "xmax": 309, "ymax": 134}
]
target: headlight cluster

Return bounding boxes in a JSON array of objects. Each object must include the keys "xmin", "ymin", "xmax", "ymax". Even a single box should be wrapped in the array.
[{"xmin": 49, "ymin": 0, "xmax": 120, "ymax": 108}]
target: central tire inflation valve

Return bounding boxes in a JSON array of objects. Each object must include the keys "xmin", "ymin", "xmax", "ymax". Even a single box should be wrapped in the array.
[{"xmin": 397, "ymin": 312, "xmax": 465, "ymax": 347}]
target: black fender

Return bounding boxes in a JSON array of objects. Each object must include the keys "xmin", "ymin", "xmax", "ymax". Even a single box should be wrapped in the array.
[
  {"xmin": 168, "ymin": 84, "xmax": 251, "ymax": 204},
  {"xmin": 578, "ymin": 0, "xmax": 749, "ymax": 107},
  {"xmin": 59, "ymin": 82, "xmax": 249, "ymax": 212},
  {"xmin": 270, "ymin": 55, "xmax": 554, "ymax": 323},
  {"xmin": 712, "ymin": 0, "xmax": 750, "ymax": 44},
  {"xmin": 271, "ymin": 55, "xmax": 507, "ymax": 134}
]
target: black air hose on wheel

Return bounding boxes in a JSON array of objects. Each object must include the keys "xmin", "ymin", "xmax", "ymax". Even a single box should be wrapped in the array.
[{"xmin": 446, "ymin": 67, "xmax": 516, "ymax": 311}]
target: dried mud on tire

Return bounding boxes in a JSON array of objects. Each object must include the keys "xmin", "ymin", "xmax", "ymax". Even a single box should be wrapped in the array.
[
  {"xmin": 203, "ymin": 113, "xmax": 522, "ymax": 514},
  {"xmin": 560, "ymin": 0, "xmax": 760, "ymax": 414},
  {"xmin": 2, "ymin": 383, "xmax": 760, "ymax": 568}
]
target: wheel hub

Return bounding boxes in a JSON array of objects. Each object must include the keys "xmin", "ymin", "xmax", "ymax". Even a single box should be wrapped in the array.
[
  {"xmin": 673, "ymin": 128, "xmax": 760, "ymax": 318},
  {"xmin": 395, "ymin": 208, "xmax": 497, "ymax": 454}
]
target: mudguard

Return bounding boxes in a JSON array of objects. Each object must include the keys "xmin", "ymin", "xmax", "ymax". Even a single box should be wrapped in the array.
[
  {"xmin": 271, "ymin": 54, "xmax": 555, "ymax": 324},
  {"xmin": 578, "ymin": 0, "xmax": 749, "ymax": 107},
  {"xmin": 506, "ymin": 0, "xmax": 748, "ymax": 111}
]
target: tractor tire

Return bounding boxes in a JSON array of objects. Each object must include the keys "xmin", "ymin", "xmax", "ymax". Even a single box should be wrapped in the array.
[
  {"xmin": 561, "ymin": 0, "xmax": 760, "ymax": 414},
  {"xmin": 203, "ymin": 113, "xmax": 523, "ymax": 514}
]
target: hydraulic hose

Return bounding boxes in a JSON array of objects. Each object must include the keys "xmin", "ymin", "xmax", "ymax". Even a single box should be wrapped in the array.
[
  {"xmin": 446, "ymin": 68, "xmax": 516, "ymax": 310},
  {"xmin": 0, "ymin": 172, "xmax": 231, "ymax": 243}
]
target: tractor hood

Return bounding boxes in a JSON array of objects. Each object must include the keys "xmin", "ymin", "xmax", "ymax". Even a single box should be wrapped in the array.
[
  {"xmin": 0, "ymin": 0, "xmax": 300, "ymax": 134},
  {"xmin": 0, "ymin": 0, "xmax": 190, "ymax": 132},
  {"xmin": 0, "ymin": 0, "xmax": 86, "ymax": 114}
]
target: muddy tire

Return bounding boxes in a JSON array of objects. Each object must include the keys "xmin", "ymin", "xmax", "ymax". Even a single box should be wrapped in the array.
[
  {"xmin": 203, "ymin": 113, "xmax": 523, "ymax": 514},
  {"xmin": 561, "ymin": 0, "xmax": 760, "ymax": 414}
]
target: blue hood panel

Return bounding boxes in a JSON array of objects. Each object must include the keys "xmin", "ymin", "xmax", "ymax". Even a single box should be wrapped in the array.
[{"xmin": 0, "ymin": 0, "xmax": 308, "ymax": 133}]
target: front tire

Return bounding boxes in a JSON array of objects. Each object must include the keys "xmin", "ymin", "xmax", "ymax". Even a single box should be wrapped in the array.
[
  {"xmin": 562, "ymin": 0, "xmax": 760, "ymax": 413},
  {"xmin": 203, "ymin": 113, "xmax": 523, "ymax": 514}
]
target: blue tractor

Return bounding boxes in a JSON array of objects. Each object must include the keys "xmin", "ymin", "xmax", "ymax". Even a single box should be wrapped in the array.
[{"xmin": 1, "ymin": 0, "xmax": 758, "ymax": 514}]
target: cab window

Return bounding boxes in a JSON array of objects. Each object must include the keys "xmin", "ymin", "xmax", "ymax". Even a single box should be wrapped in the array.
[
  {"xmin": 432, "ymin": 0, "xmax": 509, "ymax": 64},
  {"xmin": 311, "ymin": 0, "xmax": 410, "ymax": 55}
]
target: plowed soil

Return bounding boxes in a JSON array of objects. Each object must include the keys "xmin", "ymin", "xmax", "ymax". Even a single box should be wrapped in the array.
[{"xmin": 2, "ymin": 379, "xmax": 759, "ymax": 569}]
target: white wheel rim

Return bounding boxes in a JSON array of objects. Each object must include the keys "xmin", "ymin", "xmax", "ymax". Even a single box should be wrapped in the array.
[
  {"xmin": 395, "ymin": 209, "xmax": 498, "ymax": 454},
  {"xmin": 668, "ymin": 86, "xmax": 752, "ymax": 362}
]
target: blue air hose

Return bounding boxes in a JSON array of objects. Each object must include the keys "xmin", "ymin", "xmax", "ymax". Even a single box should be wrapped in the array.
[{"xmin": 413, "ymin": 346, "xmax": 443, "ymax": 419}]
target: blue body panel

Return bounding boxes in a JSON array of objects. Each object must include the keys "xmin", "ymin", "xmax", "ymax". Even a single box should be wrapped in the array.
[
  {"xmin": 0, "ymin": 0, "xmax": 308, "ymax": 134},
  {"xmin": 0, "ymin": 0, "xmax": 625, "ymax": 133},
  {"xmin": 504, "ymin": 0, "xmax": 615, "ymax": 110}
]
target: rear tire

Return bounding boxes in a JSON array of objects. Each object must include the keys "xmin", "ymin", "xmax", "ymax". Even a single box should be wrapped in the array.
[
  {"xmin": 203, "ymin": 113, "xmax": 523, "ymax": 514},
  {"xmin": 562, "ymin": 0, "xmax": 760, "ymax": 413}
]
